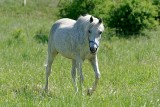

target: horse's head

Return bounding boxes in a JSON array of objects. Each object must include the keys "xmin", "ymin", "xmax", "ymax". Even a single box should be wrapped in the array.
[{"xmin": 88, "ymin": 16, "xmax": 104, "ymax": 54}]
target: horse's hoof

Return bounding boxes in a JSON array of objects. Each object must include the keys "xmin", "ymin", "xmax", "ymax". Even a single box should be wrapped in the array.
[
  {"xmin": 43, "ymin": 87, "xmax": 48, "ymax": 92},
  {"xmin": 87, "ymin": 88, "xmax": 93, "ymax": 96}
]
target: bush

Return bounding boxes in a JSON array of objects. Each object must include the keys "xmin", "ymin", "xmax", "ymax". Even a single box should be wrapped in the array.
[
  {"xmin": 12, "ymin": 29, "xmax": 26, "ymax": 43},
  {"xmin": 58, "ymin": 0, "xmax": 103, "ymax": 20},
  {"xmin": 34, "ymin": 28, "xmax": 48, "ymax": 44},
  {"xmin": 152, "ymin": 0, "xmax": 160, "ymax": 17},
  {"xmin": 106, "ymin": 0, "xmax": 158, "ymax": 35},
  {"xmin": 6, "ymin": 29, "xmax": 27, "ymax": 46}
]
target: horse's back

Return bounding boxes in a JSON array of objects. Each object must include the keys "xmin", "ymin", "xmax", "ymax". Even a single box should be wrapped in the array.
[
  {"xmin": 48, "ymin": 18, "xmax": 77, "ymax": 59},
  {"xmin": 54, "ymin": 18, "xmax": 76, "ymax": 28},
  {"xmin": 50, "ymin": 18, "xmax": 75, "ymax": 35}
]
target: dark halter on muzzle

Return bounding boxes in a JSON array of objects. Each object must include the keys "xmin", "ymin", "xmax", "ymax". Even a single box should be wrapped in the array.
[{"xmin": 89, "ymin": 40, "xmax": 99, "ymax": 48}]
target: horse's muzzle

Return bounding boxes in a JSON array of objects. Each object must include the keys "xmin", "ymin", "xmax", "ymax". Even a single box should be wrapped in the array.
[
  {"xmin": 89, "ymin": 41, "xmax": 98, "ymax": 54},
  {"xmin": 90, "ymin": 47, "xmax": 97, "ymax": 54}
]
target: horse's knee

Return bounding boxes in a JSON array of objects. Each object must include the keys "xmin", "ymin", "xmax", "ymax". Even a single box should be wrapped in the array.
[
  {"xmin": 80, "ymin": 74, "xmax": 84, "ymax": 82},
  {"xmin": 95, "ymin": 72, "xmax": 101, "ymax": 79},
  {"xmin": 46, "ymin": 65, "xmax": 52, "ymax": 76},
  {"xmin": 71, "ymin": 70, "xmax": 76, "ymax": 78}
]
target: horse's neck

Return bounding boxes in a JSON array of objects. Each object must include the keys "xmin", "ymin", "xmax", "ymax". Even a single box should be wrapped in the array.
[{"xmin": 74, "ymin": 20, "xmax": 89, "ymax": 44}]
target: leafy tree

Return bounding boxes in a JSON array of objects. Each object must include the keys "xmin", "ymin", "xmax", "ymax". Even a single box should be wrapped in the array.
[
  {"xmin": 58, "ymin": 0, "xmax": 158, "ymax": 36},
  {"xmin": 106, "ymin": 0, "xmax": 158, "ymax": 35},
  {"xmin": 58, "ymin": 0, "xmax": 104, "ymax": 19}
]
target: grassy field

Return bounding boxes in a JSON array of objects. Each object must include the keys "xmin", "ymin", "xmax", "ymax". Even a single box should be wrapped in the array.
[{"xmin": 1, "ymin": 0, "xmax": 160, "ymax": 107}]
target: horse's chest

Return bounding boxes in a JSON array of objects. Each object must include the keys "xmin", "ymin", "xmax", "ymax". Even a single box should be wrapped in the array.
[{"xmin": 79, "ymin": 45, "xmax": 93, "ymax": 60}]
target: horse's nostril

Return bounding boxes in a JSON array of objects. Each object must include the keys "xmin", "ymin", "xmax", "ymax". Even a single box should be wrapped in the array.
[{"xmin": 90, "ymin": 47, "xmax": 97, "ymax": 53}]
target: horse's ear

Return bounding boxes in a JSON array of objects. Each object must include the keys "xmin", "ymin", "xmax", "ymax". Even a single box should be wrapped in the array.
[
  {"xmin": 99, "ymin": 18, "xmax": 102, "ymax": 24},
  {"xmin": 90, "ymin": 16, "xmax": 93, "ymax": 23}
]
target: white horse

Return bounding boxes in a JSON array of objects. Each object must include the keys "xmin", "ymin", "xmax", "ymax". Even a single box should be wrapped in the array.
[{"xmin": 44, "ymin": 14, "xmax": 104, "ymax": 95}]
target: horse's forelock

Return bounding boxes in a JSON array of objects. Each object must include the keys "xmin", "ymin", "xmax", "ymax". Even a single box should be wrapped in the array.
[
  {"xmin": 77, "ymin": 14, "xmax": 92, "ymax": 22},
  {"xmin": 76, "ymin": 14, "xmax": 104, "ymax": 33},
  {"xmin": 77, "ymin": 14, "xmax": 103, "ymax": 25}
]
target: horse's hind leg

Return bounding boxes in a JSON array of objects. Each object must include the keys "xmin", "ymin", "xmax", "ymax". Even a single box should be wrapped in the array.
[
  {"xmin": 71, "ymin": 58, "xmax": 84, "ymax": 94},
  {"xmin": 44, "ymin": 50, "xmax": 58, "ymax": 91},
  {"xmin": 76, "ymin": 57, "xmax": 84, "ymax": 94},
  {"xmin": 71, "ymin": 59, "xmax": 78, "ymax": 93}
]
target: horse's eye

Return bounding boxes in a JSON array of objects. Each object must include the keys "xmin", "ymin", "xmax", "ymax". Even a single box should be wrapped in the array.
[
  {"xmin": 88, "ymin": 30, "xmax": 91, "ymax": 33},
  {"xmin": 99, "ymin": 31, "xmax": 102, "ymax": 35}
]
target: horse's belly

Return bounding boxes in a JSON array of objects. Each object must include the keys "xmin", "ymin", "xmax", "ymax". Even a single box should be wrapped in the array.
[
  {"xmin": 53, "ymin": 30, "xmax": 93, "ymax": 60},
  {"xmin": 60, "ymin": 52, "xmax": 76, "ymax": 59},
  {"xmin": 56, "ymin": 46, "xmax": 94, "ymax": 60},
  {"xmin": 56, "ymin": 47, "xmax": 77, "ymax": 59},
  {"xmin": 54, "ymin": 40, "xmax": 76, "ymax": 59}
]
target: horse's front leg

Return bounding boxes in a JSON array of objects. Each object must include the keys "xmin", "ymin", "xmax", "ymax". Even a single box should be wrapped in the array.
[
  {"xmin": 77, "ymin": 61, "xmax": 84, "ymax": 87},
  {"xmin": 71, "ymin": 59, "xmax": 78, "ymax": 93},
  {"xmin": 88, "ymin": 55, "xmax": 100, "ymax": 95},
  {"xmin": 76, "ymin": 57, "xmax": 84, "ymax": 93}
]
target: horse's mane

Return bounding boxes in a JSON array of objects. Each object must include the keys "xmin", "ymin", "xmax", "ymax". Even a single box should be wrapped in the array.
[
  {"xmin": 77, "ymin": 14, "xmax": 92, "ymax": 24},
  {"xmin": 74, "ymin": 14, "xmax": 100, "ymax": 32},
  {"xmin": 73, "ymin": 14, "xmax": 103, "ymax": 44},
  {"xmin": 75, "ymin": 15, "xmax": 91, "ymax": 28},
  {"xmin": 74, "ymin": 14, "xmax": 93, "ymax": 36},
  {"xmin": 71, "ymin": 15, "xmax": 92, "ymax": 44}
]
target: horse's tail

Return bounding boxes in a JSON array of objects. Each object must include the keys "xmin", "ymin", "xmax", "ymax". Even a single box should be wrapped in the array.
[
  {"xmin": 44, "ymin": 54, "xmax": 48, "ymax": 67},
  {"xmin": 48, "ymin": 22, "xmax": 61, "ymax": 50},
  {"xmin": 44, "ymin": 22, "xmax": 60, "ymax": 67}
]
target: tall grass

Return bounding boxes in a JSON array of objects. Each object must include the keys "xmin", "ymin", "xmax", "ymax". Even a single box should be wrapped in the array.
[{"xmin": 0, "ymin": 0, "xmax": 160, "ymax": 107}]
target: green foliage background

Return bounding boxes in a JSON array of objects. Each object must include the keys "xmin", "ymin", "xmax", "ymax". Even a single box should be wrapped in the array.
[
  {"xmin": 0, "ymin": 0, "xmax": 160, "ymax": 107},
  {"xmin": 107, "ymin": 0, "xmax": 158, "ymax": 35},
  {"xmin": 59, "ymin": 0, "xmax": 159, "ymax": 36}
]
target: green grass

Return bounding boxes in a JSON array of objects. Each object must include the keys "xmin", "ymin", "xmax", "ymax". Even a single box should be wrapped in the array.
[{"xmin": 1, "ymin": 0, "xmax": 160, "ymax": 107}]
